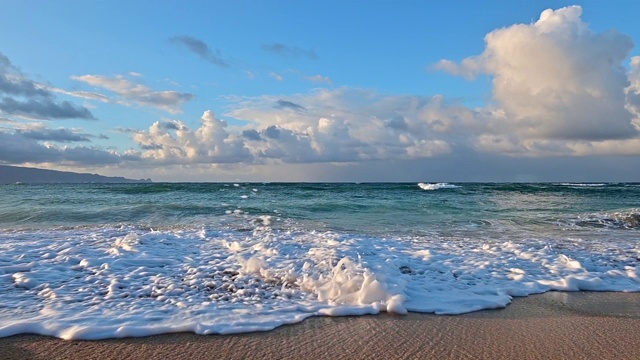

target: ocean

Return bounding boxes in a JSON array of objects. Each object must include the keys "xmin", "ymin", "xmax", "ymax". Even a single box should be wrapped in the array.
[{"xmin": 0, "ymin": 182, "xmax": 639, "ymax": 339}]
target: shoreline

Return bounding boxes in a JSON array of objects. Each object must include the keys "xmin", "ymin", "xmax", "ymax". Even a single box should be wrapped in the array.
[{"xmin": 2, "ymin": 291, "xmax": 639, "ymax": 359}]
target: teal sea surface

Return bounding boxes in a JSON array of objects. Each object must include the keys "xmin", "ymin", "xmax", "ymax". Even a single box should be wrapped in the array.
[{"xmin": 3, "ymin": 182, "xmax": 640, "ymax": 234}]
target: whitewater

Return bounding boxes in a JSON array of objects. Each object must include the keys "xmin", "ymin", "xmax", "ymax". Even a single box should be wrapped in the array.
[{"xmin": 0, "ymin": 182, "xmax": 639, "ymax": 340}]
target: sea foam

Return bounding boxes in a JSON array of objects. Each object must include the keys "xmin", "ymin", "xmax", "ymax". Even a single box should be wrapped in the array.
[
  {"xmin": 1, "ymin": 213, "xmax": 639, "ymax": 340},
  {"xmin": 418, "ymin": 182, "xmax": 459, "ymax": 190}
]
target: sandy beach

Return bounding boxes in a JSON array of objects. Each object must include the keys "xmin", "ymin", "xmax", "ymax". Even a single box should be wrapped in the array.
[{"xmin": 1, "ymin": 291, "xmax": 639, "ymax": 360}]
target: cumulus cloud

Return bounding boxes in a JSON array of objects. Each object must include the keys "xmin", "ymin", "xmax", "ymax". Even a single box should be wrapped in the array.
[
  {"xmin": 626, "ymin": 56, "xmax": 640, "ymax": 123},
  {"xmin": 72, "ymin": 74, "xmax": 194, "ymax": 114},
  {"xmin": 0, "ymin": 52, "xmax": 95, "ymax": 121},
  {"xmin": 435, "ymin": 5, "xmax": 637, "ymax": 142},
  {"xmin": 241, "ymin": 129, "xmax": 261, "ymax": 141},
  {"xmin": 128, "ymin": 89, "xmax": 458, "ymax": 165},
  {"xmin": 262, "ymin": 43, "xmax": 318, "ymax": 60},
  {"xmin": 169, "ymin": 36, "xmax": 229, "ymax": 67},
  {"xmin": 133, "ymin": 110, "xmax": 252, "ymax": 164},
  {"xmin": 229, "ymin": 88, "xmax": 457, "ymax": 163}
]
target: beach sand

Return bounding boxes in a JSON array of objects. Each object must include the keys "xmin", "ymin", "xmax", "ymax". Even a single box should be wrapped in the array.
[{"xmin": 1, "ymin": 292, "xmax": 639, "ymax": 360}]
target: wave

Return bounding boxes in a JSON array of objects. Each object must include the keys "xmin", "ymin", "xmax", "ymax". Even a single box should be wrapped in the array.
[
  {"xmin": 1, "ymin": 218, "xmax": 638, "ymax": 340},
  {"xmin": 561, "ymin": 209, "xmax": 640, "ymax": 230},
  {"xmin": 417, "ymin": 182, "xmax": 459, "ymax": 191},
  {"xmin": 557, "ymin": 183, "xmax": 608, "ymax": 188}
]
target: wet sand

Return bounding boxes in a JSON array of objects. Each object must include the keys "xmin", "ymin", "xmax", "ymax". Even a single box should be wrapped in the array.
[{"xmin": 1, "ymin": 292, "xmax": 639, "ymax": 360}]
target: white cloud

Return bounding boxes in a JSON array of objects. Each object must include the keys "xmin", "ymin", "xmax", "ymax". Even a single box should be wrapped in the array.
[
  {"xmin": 436, "ymin": 5, "xmax": 637, "ymax": 142},
  {"xmin": 205, "ymin": 5, "xmax": 640, "ymax": 170},
  {"xmin": 50, "ymin": 88, "xmax": 110, "ymax": 102},
  {"xmin": 133, "ymin": 110, "xmax": 252, "ymax": 164},
  {"xmin": 227, "ymin": 88, "xmax": 456, "ymax": 163},
  {"xmin": 72, "ymin": 74, "xmax": 194, "ymax": 114},
  {"xmin": 626, "ymin": 56, "xmax": 640, "ymax": 125}
]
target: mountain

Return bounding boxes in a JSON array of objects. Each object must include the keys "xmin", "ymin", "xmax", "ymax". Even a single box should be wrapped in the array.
[{"xmin": 0, "ymin": 165, "xmax": 152, "ymax": 184}]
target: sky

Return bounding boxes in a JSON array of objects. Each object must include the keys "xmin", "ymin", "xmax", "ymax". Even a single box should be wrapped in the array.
[{"xmin": 2, "ymin": 1, "xmax": 640, "ymax": 182}]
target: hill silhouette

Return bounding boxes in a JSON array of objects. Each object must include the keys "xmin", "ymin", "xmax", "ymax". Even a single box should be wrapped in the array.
[{"xmin": 0, "ymin": 165, "xmax": 152, "ymax": 184}]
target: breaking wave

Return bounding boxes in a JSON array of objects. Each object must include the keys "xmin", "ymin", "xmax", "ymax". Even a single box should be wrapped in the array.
[{"xmin": 417, "ymin": 183, "xmax": 459, "ymax": 191}]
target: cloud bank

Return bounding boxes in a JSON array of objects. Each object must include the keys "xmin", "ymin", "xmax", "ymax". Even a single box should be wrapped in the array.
[
  {"xmin": 132, "ymin": 90, "xmax": 454, "ymax": 165},
  {"xmin": 0, "ymin": 131, "xmax": 132, "ymax": 165}
]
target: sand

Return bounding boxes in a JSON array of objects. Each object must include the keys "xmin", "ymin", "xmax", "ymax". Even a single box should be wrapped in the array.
[{"xmin": 1, "ymin": 292, "xmax": 639, "ymax": 360}]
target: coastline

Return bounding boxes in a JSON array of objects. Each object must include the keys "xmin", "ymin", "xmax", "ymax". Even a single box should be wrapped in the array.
[{"xmin": 2, "ymin": 292, "xmax": 639, "ymax": 360}]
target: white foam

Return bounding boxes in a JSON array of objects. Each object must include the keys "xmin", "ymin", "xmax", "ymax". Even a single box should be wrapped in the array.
[
  {"xmin": 558, "ymin": 183, "xmax": 607, "ymax": 187},
  {"xmin": 418, "ymin": 182, "xmax": 459, "ymax": 191},
  {"xmin": 0, "ymin": 221, "xmax": 638, "ymax": 340}
]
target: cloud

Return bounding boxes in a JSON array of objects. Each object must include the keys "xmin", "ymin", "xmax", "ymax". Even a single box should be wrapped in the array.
[
  {"xmin": 241, "ymin": 129, "xmax": 261, "ymax": 141},
  {"xmin": 50, "ymin": 88, "xmax": 110, "ymax": 102},
  {"xmin": 133, "ymin": 111, "xmax": 252, "ymax": 164},
  {"xmin": 435, "ymin": 5, "xmax": 637, "ymax": 142},
  {"xmin": 269, "ymin": 72, "xmax": 283, "ymax": 81},
  {"xmin": 626, "ymin": 56, "xmax": 640, "ymax": 123},
  {"xmin": 0, "ymin": 53, "xmax": 50, "ymax": 98},
  {"xmin": 72, "ymin": 74, "xmax": 195, "ymax": 114},
  {"xmin": 0, "ymin": 52, "xmax": 96, "ymax": 121},
  {"xmin": 130, "ymin": 90, "xmax": 456, "ymax": 166},
  {"xmin": 169, "ymin": 36, "xmax": 229, "ymax": 67},
  {"xmin": 0, "ymin": 74, "xmax": 51, "ymax": 99},
  {"xmin": 0, "ymin": 97, "xmax": 95, "ymax": 120},
  {"xmin": 262, "ymin": 43, "xmax": 318, "ymax": 60},
  {"xmin": 0, "ymin": 130, "xmax": 127, "ymax": 165},
  {"xmin": 274, "ymin": 99, "xmax": 306, "ymax": 112},
  {"xmin": 0, "ymin": 116, "xmax": 17, "ymax": 124},
  {"xmin": 306, "ymin": 74, "xmax": 332, "ymax": 85},
  {"xmin": 224, "ymin": 88, "xmax": 456, "ymax": 163},
  {"xmin": 17, "ymin": 127, "xmax": 92, "ymax": 143},
  {"xmin": 431, "ymin": 59, "xmax": 481, "ymax": 80}
]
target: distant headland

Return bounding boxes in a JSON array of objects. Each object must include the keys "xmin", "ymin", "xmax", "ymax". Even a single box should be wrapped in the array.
[{"xmin": 0, "ymin": 165, "xmax": 152, "ymax": 184}]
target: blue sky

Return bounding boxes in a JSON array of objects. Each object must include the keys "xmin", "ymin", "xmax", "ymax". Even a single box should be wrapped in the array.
[{"xmin": 1, "ymin": 1, "xmax": 640, "ymax": 181}]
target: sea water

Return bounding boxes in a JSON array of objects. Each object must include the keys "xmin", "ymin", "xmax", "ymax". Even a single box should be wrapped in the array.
[{"xmin": 0, "ymin": 183, "xmax": 638, "ymax": 339}]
